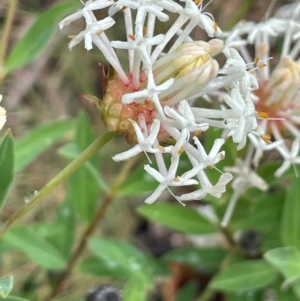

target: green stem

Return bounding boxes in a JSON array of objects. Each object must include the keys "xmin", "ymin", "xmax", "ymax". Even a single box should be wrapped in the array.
[
  {"xmin": 0, "ymin": 131, "xmax": 115, "ymax": 237},
  {"xmin": 0, "ymin": 0, "xmax": 18, "ymax": 80}
]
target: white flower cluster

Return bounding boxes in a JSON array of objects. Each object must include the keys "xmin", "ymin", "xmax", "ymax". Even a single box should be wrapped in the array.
[
  {"xmin": 0, "ymin": 95, "xmax": 6, "ymax": 130},
  {"xmin": 60, "ymin": 0, "xmax": 300, "ymax": 205}
]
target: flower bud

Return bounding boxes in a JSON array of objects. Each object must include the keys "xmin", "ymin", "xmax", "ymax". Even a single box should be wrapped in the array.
[{"xmin": 153, "ymin": 39, "xmax": 224, "ymax": 84}]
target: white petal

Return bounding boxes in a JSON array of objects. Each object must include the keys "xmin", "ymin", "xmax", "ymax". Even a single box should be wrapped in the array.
[{"xmin": 112, "ymin": 145, "xmax": 141, "ymax": 162}]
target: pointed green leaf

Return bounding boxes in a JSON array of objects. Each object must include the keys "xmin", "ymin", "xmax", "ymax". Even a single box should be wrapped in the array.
[
  {"xmin": 123, "ymin": 273, "xmax": 151, "ymax": 301},
  {"xmin": 0, "ymin": 131, "xmax": 14, "ymax": 210},
  {"xmin": 87, "ymin": 237, "xmax": 152, "ymax": 278},
  {"xmin": 15, "ymin": 119, "xmax": 74, "ymax": 171},
  {"xmin": 0, "ymin": 276, "xmax": 13, "ymax": 298},
  {"xmin": 4, "ymin": 227, "xmax": 66, "ymax": 269},
  {"xmin": 224, "ymin": 291, "xmax": 263, "ymax": 301},
  {"xmin": 137, "ymin": 203, "xmax": 217, "ymax": 234},
  {"xmin": 5, "ymin": 1, "xmax": 81, "ymax": 72},
  {"xmin": 264, "ymin": 247, "xmax": 300, "ymax": 285},
  {"xmin": 48, "ymin": 201, "xmax": 75, "ymax": 260},
  {"xmin": 68, "ymin": 112, "xmax": 100, "ymax": 222},
  {"xmin": 281, "ymin": 177, "xmax": 300, "ymax": 248},
  {"xmin": 80, "ymin": 256, "xmax": 128, "ymax": 279},
  {"xmin": 210, "ymin": 260, "xmax": 277, "ymax": 293},
  {"xmin": 163, "ymin": 247, "xmax": 226, "ymax": 273}
]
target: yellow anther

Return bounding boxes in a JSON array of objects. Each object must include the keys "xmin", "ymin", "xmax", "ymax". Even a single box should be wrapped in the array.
[
  {"xmin": 258, "ymin": 63, "xmax": 266, "ymax": 68},
  {"xmin": 213, "ymin": 22, "xmax": 218, "ymax": 32},
  {"xmin": 257, "ymin": 111, "xmax": 269, "ymax": 119},
  {"xmin": 178, "ymin": 146, "xmax": 185, "ymax": 155},
  {"xmin": 193, "ymin": 130, "xmax": 202, "ymax": 137},
  {"xmin": 195, "ymin": 0, "xmax": 203, "ymax": 5},
  {"xmin": 260, "ymin": 134, "xmax": 271, "ymax": 144},
  {"xmin": 254, "ymin": 56, "xmax": 259, "ymax": 64}
]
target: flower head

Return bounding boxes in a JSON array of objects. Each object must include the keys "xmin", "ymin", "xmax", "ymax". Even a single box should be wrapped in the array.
[{"xmin": 61, "ymin": 0, "xmax": 289, "ymax": 204}]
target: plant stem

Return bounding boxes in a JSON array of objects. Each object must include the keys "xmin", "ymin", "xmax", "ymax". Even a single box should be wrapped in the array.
[
  {"xmin": 0, "ymin": 131, "xmax": 115, "ymax": 237},
  {"xmin": 48, "ymin": 156, "xmax": 140, "ymax": 300},
  {"xmin": 0, "ymin": 0, "xmax": 18, "ymax": 80}
]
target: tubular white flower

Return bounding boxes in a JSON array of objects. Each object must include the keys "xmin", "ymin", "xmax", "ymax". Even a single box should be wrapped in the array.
[
  {"xmin": 112, "ymin": 119, "xmax": 171, "ymax": 162},
  {"xmin": 224, "ymin": 89, "xmax": 258, "ymax": 149},
  {"xmin": 164, "ymin": 100, "xmax": 209, "ymax": 132},
  {"xmin": 275, "ymin": 140, "xmax": 300, "ymax": 177},
  {"xmin": 178, "ymin": 170, "xmax": 233, "ymax": 201},
  {"xmin": 59, "ymin": 0, "xmax": 114, "ymax": 30},
  {"xmin": 225, "ymin": 158, "xmax": 268, "ymax": 192},
  {"xmin": 111, "ymin": 34, "xmax": 165, "ymax": 70},
  {"xmin": 68, "ymin": 17, "xmax": 115, "ymax": 51},
  {"xmin": 193, "ymin": 137, "xmax": 225, "ymax": 168},
  {"xmin": 144, "ymin": 129, "xmax": 198, "ymax": 204}
]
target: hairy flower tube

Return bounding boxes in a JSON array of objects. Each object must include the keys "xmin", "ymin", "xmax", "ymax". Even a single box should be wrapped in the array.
[
  {"xmin": 60, "ymin": 0, "xmax": 270, "ymax": 204},
  {"xmin": 0, "ymin": 95, "xmax": 6, "ymax": 130}
]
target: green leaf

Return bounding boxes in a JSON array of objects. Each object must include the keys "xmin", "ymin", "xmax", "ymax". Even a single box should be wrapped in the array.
[
  {"xmin": 15, "ymin": 119, "xmax": 74, "ymax": 171},
  {"xmin": 0, "ymin": 297, "xmax": 31, "ymax": 301},
  {"xmin": 291, "ymin": 279, "xmax": 300, "ymax": 299},
  {"xmin": 4, "ymin": 227, "xmax": 66, "ymax": 270},
  {"xmin": 48, "ymin": 201, "xmax": 75, "ymax": 260},
  {"xmin": 274, "ymin": 282, "xmax": 296, "ymax": 301},
  {"xmin": 0, "ymin": 131, "xmax": 14, "ymax": 210},
  {"xmin": 87, "ymin": 237, "xmax": 153, "ymax": 278},
  {"xmin": 210, "ymin": 260, "xmax": 277, "ymax": 293},
  {"xmin": 163, "ymin": 247, "xmax": 226, "ymax": 273},
  {"xmin": 68, "ymin": 112, "xmax": 100, "ymax": 222},
  {"xmin": 0, "ymin": 276, "xmax": 13, "ymax": 298},
  {"xmin": 264, "ymin": 247, "xmax": 300, "ymax": 285},
  {"xmin": 123, "ymin": 273, "xmax": 151, "ymax": 301},
  {"xmin": 232, "ymin": 188, "xmax": 284, "ymax": 251},
  {"xmin": 224, "ymin": 291, "xmax": 264, "ymax": 301},
  {"xmin": 137, "ymin": 203, "xmax": 217, "ymax": 234},
  {"xmin": 281, "ymin": 177, "xmax": 300, "ymax": 248},
  {"xmin": 5, "ymin": 1, "xmax": 81, "ymax": 72},
  {"xmin": 80, "ymin": 256, "xmax": 128, "ymax": 279}
]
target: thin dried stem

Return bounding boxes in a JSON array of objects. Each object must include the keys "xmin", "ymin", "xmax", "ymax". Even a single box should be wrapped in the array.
[{"xmin": 0, "ymin": 0, "xmax": 18, "ymax": 80}]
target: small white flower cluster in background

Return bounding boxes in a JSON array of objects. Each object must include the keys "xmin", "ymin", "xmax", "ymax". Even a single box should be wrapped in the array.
[
  {"xmin": 60, "ymin": 0, "xmax": 300, "ymax": 208},
  {"xmin": 0, "ymin": 95, "xmax": 6, "ymax": 130}
]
